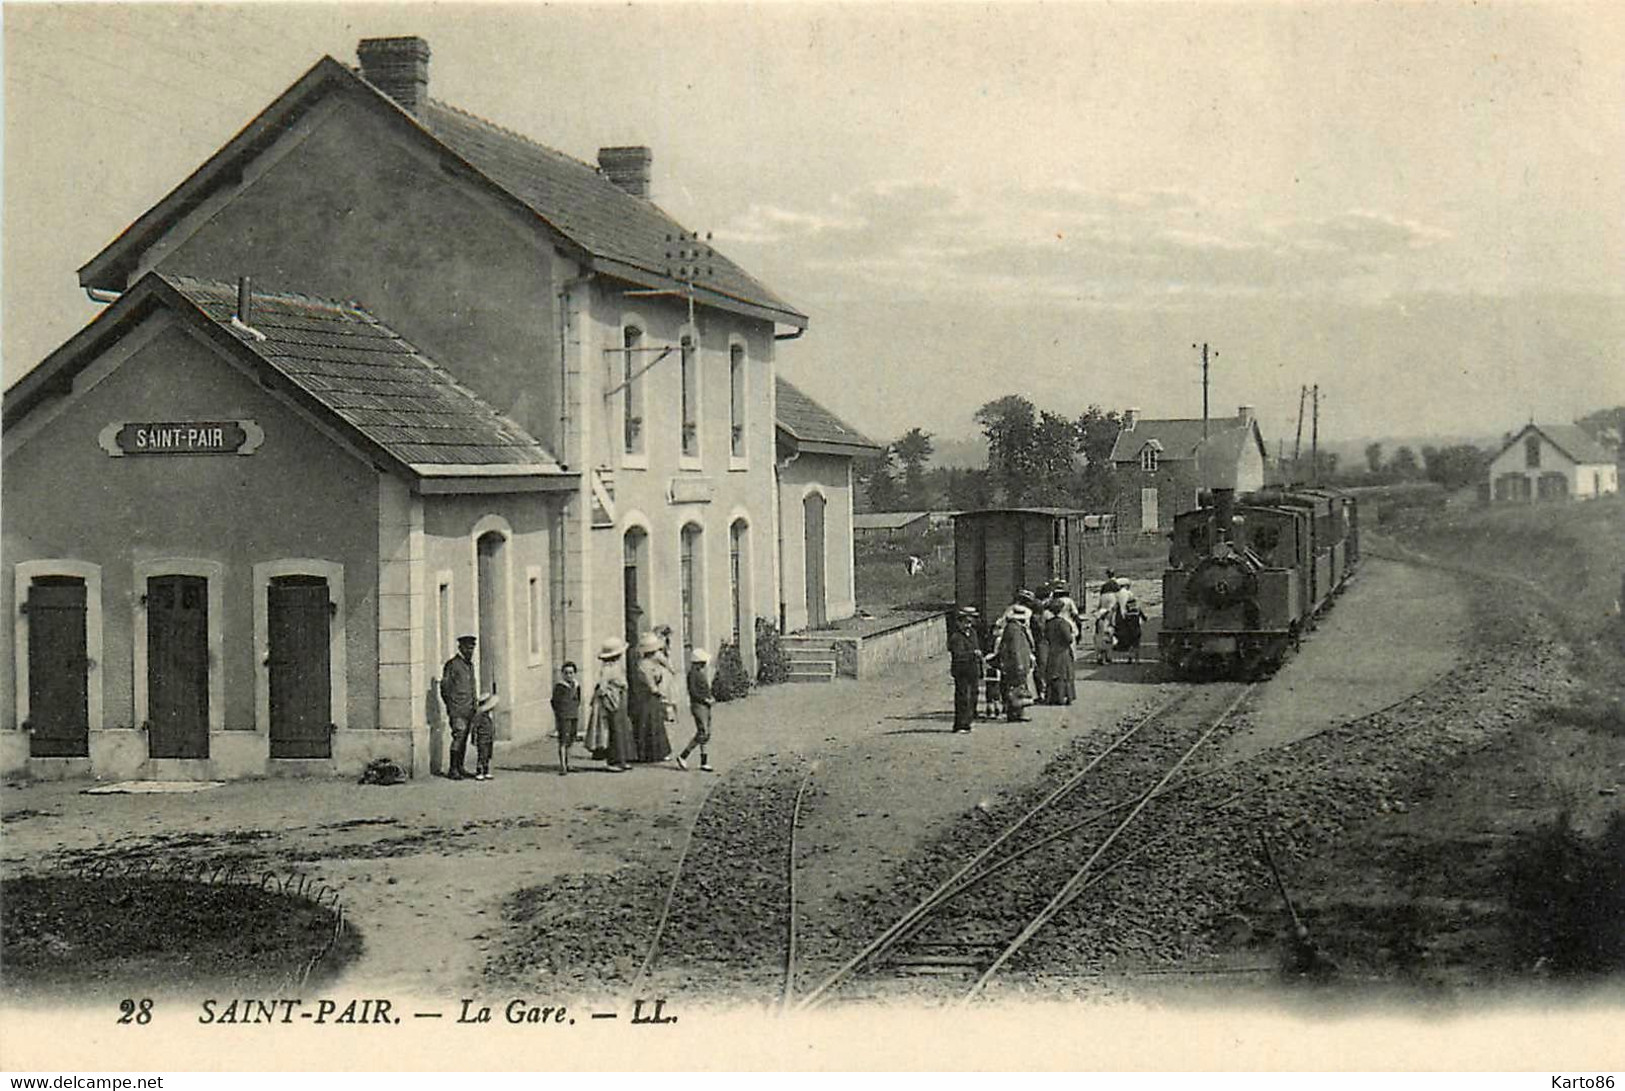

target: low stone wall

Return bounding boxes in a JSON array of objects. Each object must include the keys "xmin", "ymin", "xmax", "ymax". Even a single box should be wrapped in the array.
[{"xmin": 835, "ymin": 612, "xmax": 948, "ymax": 678}]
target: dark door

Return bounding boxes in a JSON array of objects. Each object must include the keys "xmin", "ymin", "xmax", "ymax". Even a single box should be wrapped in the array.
[
  {"xmin": 267, "ymin": 576, "xmax": 332, "ymax": 759},
  {"xmin": 147, "ymin": 575, "xmax": 209, "ymax": 759},
  {"xmin": 804, "ymin": 493, "xmax": 827, "ymax": 629},
  {"xmin": 26, "ymin": 577, "xmax": 90, "ymax": 758}
]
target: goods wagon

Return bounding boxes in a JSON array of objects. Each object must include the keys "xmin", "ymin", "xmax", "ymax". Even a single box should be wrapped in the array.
[{"xmin": 953, "ymin": 509, "xmax": 1091, "ymax": 630}]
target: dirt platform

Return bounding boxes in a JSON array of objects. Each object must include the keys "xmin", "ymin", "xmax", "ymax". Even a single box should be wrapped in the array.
[{"xmin": 1218, "ymin": 557, "xmax": 1469, "ymax": 764}]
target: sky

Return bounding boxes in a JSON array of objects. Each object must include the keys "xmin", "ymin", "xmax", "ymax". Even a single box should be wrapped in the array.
[{"xmin": 5, "ymin": 2, "xmax": 1623, "ymax": 453}]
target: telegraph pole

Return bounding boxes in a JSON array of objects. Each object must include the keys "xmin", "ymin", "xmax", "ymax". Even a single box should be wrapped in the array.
[
  {"xmin": 1311, "ymin": 384, "xmax": 1321, "ymax": 485},
  {"xmin": 1293, "ymin": 385, "xmax": 1307, "ymax": 482},
  {"xmin": 1192, "ymin": 342, "xmax": 1216, "ymax": 438}
]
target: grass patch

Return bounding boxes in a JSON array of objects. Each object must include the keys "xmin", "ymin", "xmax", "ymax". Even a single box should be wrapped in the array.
[
  {"xmin": 1499, "ymin": 812, "xmax": 1625, "ymax": 975},
  {"xmin": 855, "ymin": 523, "xmax": 1168, "ymax": 611},
  {"xmin": 1, "ymin": 876, "xmax": 360, "ymax": 999}
]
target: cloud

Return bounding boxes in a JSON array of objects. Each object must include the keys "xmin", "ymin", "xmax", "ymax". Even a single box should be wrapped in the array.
[
  {"xmin": 716, "ymin": 180, "xmax": 1454, "ymax": 307},
  {"xmin": 1273, "ymin": 210, "xmax": 1452, "ymax": 256}
]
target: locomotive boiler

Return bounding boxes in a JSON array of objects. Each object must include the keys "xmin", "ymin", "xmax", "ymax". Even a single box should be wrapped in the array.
[{"xmin": 1159, "ymin": 486, "xmax": 1359, "ymax": 676}]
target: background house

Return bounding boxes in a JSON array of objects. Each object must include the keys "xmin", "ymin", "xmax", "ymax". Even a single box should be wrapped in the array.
[
  {"xmin": 1488, "ymin": 423, "xmax": 1619, "ymax": 502},
  {"xmin": 853, "ymin": 511, "xmax": 931, "ymax": 541},
  {"xmin": 1109, "ymin": 406, "xmax": 1268, "ymax": 532},
  {"xmin": 774, "ymin": 378, "xmax": 880, "ymax": 631}
]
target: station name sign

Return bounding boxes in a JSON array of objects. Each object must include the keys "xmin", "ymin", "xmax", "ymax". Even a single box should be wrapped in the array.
[{"xmin": 99, "ymin": 420, "xmax": 264, "ymax": 457}]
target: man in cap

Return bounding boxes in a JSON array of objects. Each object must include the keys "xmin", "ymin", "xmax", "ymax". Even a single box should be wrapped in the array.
[
  {"xmin": 440, "ymin": 635, "xmax": 477, "ymax": 779},
  {"xmin": 947, "ymin": 606, "xmax": 984, "ymax": 733},
  {"xmin": 675, "ymin": 647, "xmax": 715, "ymax": 771}
]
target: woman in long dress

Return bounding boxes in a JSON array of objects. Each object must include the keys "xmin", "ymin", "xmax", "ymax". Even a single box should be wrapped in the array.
[
  {"xmin": 585, "ymin": 637, "xmax": 635, "ymax": 772},
  {"xmin": 1042, "ymin": 604, "xmax": 1077, "ymax": 705},
  {"xmin": 996, "ymin": 598, "xmax": 1036, "ymax": 722},
  {"xmin": 632, "ymin": 632, "xmax": 674, "ymax": 762}
]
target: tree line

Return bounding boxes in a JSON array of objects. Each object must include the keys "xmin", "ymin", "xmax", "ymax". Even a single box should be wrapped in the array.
[
  {"xmin": 856, "ymin": 401, "xmax": 1625, "ymax": 514},
  {"xmin": 855, "ymin": 395, "xmax": 1128, "ymax": 513}
]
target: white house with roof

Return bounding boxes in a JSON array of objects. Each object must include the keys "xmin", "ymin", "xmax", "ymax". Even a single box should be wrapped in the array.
[{"xmin": 1488, "ymin": 423, "xmax": 1619, "ymax": 502}]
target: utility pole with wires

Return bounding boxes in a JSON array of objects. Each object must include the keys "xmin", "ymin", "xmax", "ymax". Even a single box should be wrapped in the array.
[
  {"xmin": 1311, "ymin": 384, "xmax": 1322, "ymax": 486},
  {"xmin": 1192, "ymin": 342, "xmax": 1216, "ymax": 439},
  {"xmin": 603, "ymin": 231, "xmax": 715, "ymax": 400},
  {"xmin": 1293, "ymin": 385, "xmax": 1308, "ymax": 483}
]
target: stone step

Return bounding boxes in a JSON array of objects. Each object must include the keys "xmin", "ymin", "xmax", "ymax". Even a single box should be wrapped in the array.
[
  {"xmin": 781, "ymin": 638, "xmax": 841, "ymax": 652},
  {"xmin": 783, "ymin": 650, "xmax": 838, "ymax": 666},
  {"xmin": 785, "ymin": 664, "xmax": 836, "ymax": 683}
]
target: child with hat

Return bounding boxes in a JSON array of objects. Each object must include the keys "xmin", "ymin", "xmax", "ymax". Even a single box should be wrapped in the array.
[
  {"xmin": 674, "ymin": 648, "xmax": 715, "ymax": 771},
  {"xmin": 471, "ymin": 691, "xmax": 499, "ymax": 781}
]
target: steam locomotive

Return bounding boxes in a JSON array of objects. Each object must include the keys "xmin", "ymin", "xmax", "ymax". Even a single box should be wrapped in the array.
[{"xmin": 1159, "ymin": 487, "xmax": 1360, "ymax": 676}]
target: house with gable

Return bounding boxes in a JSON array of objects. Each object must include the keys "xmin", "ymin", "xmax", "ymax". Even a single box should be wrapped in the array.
[
  {"xmin": 1487, "ymin": 423, "xmax": 1619, "ymax": 502},
  {"xmin": 1109, "ymin": 406, "xmax": 1268, "ymax": 533},
  {"xmin": 774, "ymin": 379, "xmax": 879, "ymax": 632},
  {"xmin": 2, "ymin": 36, "xmax": 872, "ymax": 781}
]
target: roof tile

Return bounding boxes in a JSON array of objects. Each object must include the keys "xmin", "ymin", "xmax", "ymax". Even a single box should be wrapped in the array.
[
  {"xmin": 775, "ymin": 378, "xmax": 880, "ymax": 452},
  {"xmin": 163, "ymin": 273, "xmax": 559, "ymax": 470}
]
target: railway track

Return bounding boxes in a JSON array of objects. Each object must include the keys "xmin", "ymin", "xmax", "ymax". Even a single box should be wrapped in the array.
[
  {"xmin": 791, "ymin": 682, "xmax": 1257, "ymax": 1008},
  {"xmin": 628, "ymin": 753, "xmax": 815, "ymax": 1004},
  {"xmin": 623, "ymin": 684, "xmax": 1260, "ymax": 1008}
]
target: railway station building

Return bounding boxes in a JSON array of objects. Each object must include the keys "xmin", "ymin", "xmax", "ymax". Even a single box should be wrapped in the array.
[{"xmin": 1, "ymin": 36, "xmax": 875, "ymax": 782}]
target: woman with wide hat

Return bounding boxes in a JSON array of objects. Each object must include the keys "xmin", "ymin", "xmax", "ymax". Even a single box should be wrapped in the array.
[
  {"xmin": 584, "ymin": 637, "xmax": 635, "ymax": 772},
  {"xmin": 632, "ymin": 632, "xmax": 675, "ymax": 763}
]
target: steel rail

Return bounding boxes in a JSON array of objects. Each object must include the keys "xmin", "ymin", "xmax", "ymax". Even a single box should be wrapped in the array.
[
  {"xmin": 960, "ymin": 683, "xmax": 1255, "ymax": 1004},
  {"xmin": 794, "ymin": 690, "xmax": 1191, "ymax": 1011},
  {"xmin": 780, "ymin": 764, "xmax": 817, "ymax": 1012},
  {"xmin": 625, "ymin": 773, "xmax": 731, "ymax": 1004}
]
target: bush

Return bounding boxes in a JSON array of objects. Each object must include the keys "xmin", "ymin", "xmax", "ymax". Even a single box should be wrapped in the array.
[
  {"xmin": 754, "ymin": 617, "xmax": 789, "ymax": 686},
  {"xmin": 1500, "ymin": 811, "xmax": 1625, "ymax": 975},
  {"xmin": 712, "ymin": 640, "xmax": 752, "ymax": 702}
]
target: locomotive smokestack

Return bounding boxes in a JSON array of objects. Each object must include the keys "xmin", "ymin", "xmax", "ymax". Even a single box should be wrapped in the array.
[{"xmin": 1213, "ymin": 488, "xmax": 1236, "ymax": 544}]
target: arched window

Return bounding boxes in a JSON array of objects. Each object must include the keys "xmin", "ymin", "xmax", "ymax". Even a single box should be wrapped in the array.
[
  {"xmin": 1140, "ymin": 445, "xmax": 1160, "ymax": 472},
  {"xmin": 623, "ymin": 324, "xmax": 645, "ymax": 457},
  {"xmin": 623, "ymin": 525, "xmax": 650, "ymax": 645},
  {"xmin": 680, "ymin": 523, "xmax": 704, "ymax": 661},
  {"xmin": 729, "ymin": 342, "xmax": 747, "ymax": 462},
  {"xmin": 680, "ymin": 333, "xmax": 700, "ymax": 461},
  {"xmin": 729, "ymin": 518, "xmax": 750, "ymax": 646}
]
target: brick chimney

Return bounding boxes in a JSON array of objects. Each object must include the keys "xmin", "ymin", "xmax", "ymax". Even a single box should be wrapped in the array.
[
  {"xmin": 1237, "ymin": 404, "xmax": 1255, "ymax": 425},
  {"xmin": 1123, "ymin": 407, "xmax": 1139, "ymax": 431},
  {"xmin": 598, "ymin": 146, "xmax": 652, "ymax": 199},
  {"xmin": 358, "ymin": 36, "xmax": 431, "ymax": 114}
]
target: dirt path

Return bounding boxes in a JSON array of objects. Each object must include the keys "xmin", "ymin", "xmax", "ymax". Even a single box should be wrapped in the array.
[{"xmin": 1218, "ymin": 557, "xmax": 1469, "ymax": 764}]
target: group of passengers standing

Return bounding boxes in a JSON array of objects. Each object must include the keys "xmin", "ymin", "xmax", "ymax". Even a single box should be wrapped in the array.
[
  {"xmin": 438, "ymin": 623, "xmax": 715, "ymax": 781},
  {"xmin": 947, "ymin": 572, "xmax": 1143, "ymax": 733}
]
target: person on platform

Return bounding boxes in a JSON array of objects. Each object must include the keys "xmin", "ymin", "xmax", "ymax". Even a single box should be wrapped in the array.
[
  {"xmin": 995, "ymin": 590, "xmax": 1037, "ymax": 722},
  {"xmin": 439, "ymin": 634, "xmax": 478, "ymax": 780},
  {"xmin": 1042, "ymin": 603, "xmax": 1078, "ymax": 705},
  {"xmin": 585, "ymin": 638, "xmax": 634, "ymax": 772},
  {"xmin": 948, "ymin": 607, "xmax": 984, "ymax": 733},
  {"xmin": 1113, "ymin": 579, "xmax": 1144, "ymax": 663},
  {"xmin": 551, "ymin": 661, "xmax": 581, "ymax": 777},
  {"xmin": 1049, "ymin": 582, "xmax": 1085, "ymax": 647},
  {"xmin": 632, "ymin": 632, "xmax": 676, "ymax": 764},
  {"xmin": 470, "ymin": 691, "xmax": 499, "ymax": 781},
  {"xmin": 675, "ymin": 648, "xmax": 716, "ymax": 771}
]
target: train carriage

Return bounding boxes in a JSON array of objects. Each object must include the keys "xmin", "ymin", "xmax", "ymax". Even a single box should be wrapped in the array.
[{"xmin": 953, "ymin": 508, "xmax": 1091, "ymax": 627}]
